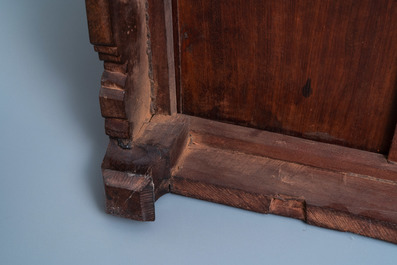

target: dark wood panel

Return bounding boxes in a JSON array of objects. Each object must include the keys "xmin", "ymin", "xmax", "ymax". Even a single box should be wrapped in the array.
[{"xmin": 178, "ymin": 0, "xmax": 397, "ymax": 153}]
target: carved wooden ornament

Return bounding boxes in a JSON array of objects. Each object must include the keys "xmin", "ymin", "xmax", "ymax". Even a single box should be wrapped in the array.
[{"xmin": 85, "ymin": 0, "xmax": 397, "ymax": 244}]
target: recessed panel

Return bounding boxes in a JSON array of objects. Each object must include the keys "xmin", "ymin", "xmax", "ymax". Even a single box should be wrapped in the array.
[{"xmin": 178, "ymin": 0, "xmax": 397, "ymax": 153}]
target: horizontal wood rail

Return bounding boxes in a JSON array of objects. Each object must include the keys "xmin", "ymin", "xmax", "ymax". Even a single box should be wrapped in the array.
[
  {"xmin": 101, "ymin": 114, "xmax": 397, "ymax": 244},
  {"xmin": 86, "ymin": 0, "xmax": 397, "ymax": 245}
]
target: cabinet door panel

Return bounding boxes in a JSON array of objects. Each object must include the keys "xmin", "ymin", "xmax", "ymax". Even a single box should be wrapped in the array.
[{"xmin": 177, "ymin": 0, "xmax": 397, "ymax": 153}]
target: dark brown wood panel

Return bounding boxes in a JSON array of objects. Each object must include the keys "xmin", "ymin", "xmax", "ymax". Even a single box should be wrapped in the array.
[{"xmin": 178, "ymin": 0, "xmax": 397, "ymax": 153}]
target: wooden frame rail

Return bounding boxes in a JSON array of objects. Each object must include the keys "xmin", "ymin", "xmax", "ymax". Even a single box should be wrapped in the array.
[{"xmin": 85, "ymin": 0, "xmax": 397, "ymax": 244}]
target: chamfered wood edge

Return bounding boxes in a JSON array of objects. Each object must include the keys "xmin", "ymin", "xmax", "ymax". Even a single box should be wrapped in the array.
[
  {"xmin": 100, "ymin": 114, "xmax": 397, "ymax": 244},
  {"xmin": 170, "ymin": 176, "xmax": 397, "ymax": 244}
]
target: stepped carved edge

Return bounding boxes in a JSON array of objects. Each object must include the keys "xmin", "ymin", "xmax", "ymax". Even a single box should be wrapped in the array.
[
  {"xmin": 86, "ymin": 0, "xmax": 155, "ymax": 220},
  {"xmin": 85, "ymin": 0, "xmax": 397, "ymax": 244}
]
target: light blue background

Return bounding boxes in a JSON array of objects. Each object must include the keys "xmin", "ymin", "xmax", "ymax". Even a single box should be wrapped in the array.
[{"xmin": 1, "ymin": 1, "xmax": 396, "ymax": 264}]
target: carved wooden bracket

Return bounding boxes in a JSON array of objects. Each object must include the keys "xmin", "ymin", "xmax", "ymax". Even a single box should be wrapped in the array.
[{"xmin": 86, "ymin": 0, "xmax": 397, "ymax": 244}]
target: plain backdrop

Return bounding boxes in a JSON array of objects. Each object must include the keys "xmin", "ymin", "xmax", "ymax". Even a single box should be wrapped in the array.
[{"xmin": 0, "ymin": 1, "xmax": 396, "ymax": 264}]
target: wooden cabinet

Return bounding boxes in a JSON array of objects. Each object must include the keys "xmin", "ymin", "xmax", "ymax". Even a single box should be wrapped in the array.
[{"xmin": 86, "ymin": 0, "xmax": 397, "ymax": 243}]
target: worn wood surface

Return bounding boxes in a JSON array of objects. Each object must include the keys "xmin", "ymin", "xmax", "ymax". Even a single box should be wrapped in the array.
[
  {"xmin": 171, "ymin": 116, "xmax": 397, "ymax": 244},
  {"xmin": 178, "ymin": 0, "xmax": 397, "ymax": 153},
  {"xmin": 101, "ymin": 115, "xmax": 189, "ymax": 220},
  {"xmin": 147, "ymin": 0, "xmax": 177, "ymax": 115},
  {"xmin": 86, "ymin": 0, "xmax": 397, "ymax": 244},
  {"xmin": 188, "ymin": 115, "xmax": 397, "ymax": 182},
  {"xmin": 103, "ymin": 169, "xmax": 155, "ymax": 221},
  {"xmin": 174, "ymin": 119, "xmax": 397, "ymax": 225},
  {"xmin": 99, "ymin": 113, "xmax": 397, "ymax": 243},
  {"xmin": 86, "ymin": 0, "xmax": 152, "ymax": 140},
  {"xmin": 86, "ymin": 0, "xmax": 113, "ymax": 45}
]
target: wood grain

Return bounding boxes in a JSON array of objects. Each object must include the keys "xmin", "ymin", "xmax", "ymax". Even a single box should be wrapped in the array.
[
  {"xmin": 307, "ymin": 206, "xmax": 397, "ymax": 244},
  {"xmin": 147, "ymin": 0, "xmax": 177, "ymax": 115},
  {"xmin": 100, "ymin": 71, "xmax": 127, "ymax": 119},
  {"xmin": 171, "ymin": 142, "xmax": 397, "ymax": 243},
  {"xmin": 99, "ymin": 113, "xmax": 397, "ymax": 243},
  {"xmin": 178, "ymin": 0, "xmax": 397, "ymax": 153},
  {"xmin": 172, "ymin": 143, "xmax": 397, "ymax": 224},
  {"xmin": 188, "ymin": 115, "xmax": 397, "ymax": 182},
  {"xmin": 85, "ymin": 0, "xmax": 397, "ymax": 244},
  {"xmin": 102, "ymin": 115, "xmax": 189, "ymax": 205},
  {"xmin": 85, "ymin": 0, "xmax": 113, "ymax": 45},
  {"xmin": 86, "ymin": 0, "xmax": 152, "ymax": 140},
  {"xmin": 104, "ymin": 118, "xmax": 130, "ymax": 139},
  {"xmin": 103, "ymin": 169, "xmax": 155, "ymax": 221}
]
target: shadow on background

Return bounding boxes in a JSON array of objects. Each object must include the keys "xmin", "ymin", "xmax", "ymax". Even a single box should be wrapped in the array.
[{"xmin": 32, "ymin": 1, "xmax": 107, "ymax": 211}]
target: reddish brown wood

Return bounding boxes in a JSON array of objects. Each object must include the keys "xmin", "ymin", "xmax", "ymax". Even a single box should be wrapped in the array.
[
  {"xmin": 85, "ymin": 0, "xmax": 397, "ymax": 244},
  {"xmin": 86, "ymin": 0, "xmax": 152, "ymax": 139},
  {"xmin": 85, "ymin": 0, "xmax": 113, "ymax": 45},
  {"xmin": 172, "ymin": 0, "xmax": 182, "ymax": 112},
  {"xmin": 269, "ymin": 195, "xmax": 306, "ymax": 221},
  {"xmin": 172, "ymin": 138, "xmax": 397, "ymax": 225},
  {"xmin": 147, "ymin": 0, "xmax": 177, "ymax": 115},
  {"xmin": 178, "ymin": 0, "xmax": 397, "ymax": 153},
  {"xmin": 103, "ymin": 169, "xmax": 155, "ymax": 221},
  {"xmin": 188, "ymin": 115, "xmax": 397, "ymax": 182},
  {"xmin": 98, "ymin": 112, "xmax": 397, "ymax": 243},
  {"xmin": 171, "ymin": 176, "xmax": 271, "ymax": 214},
  {"xmin": 104, "ymin": 118, "xmax": 130, "ymax": 139},
  {"xmin": 307, "ymin": 206, "xmax": 397, "ymax": 244},
  {"xmin": 101, "ymin": 115, "xmax": 189, "ymax": 219},
  {"xmin": 94, "ymin": 45, "xmax": 119, "ymax": 56},
  {"xmin": 99, "ymin": 71, "xmax": 127, "ymax": 119},
  {"xmin": 170, "ymin": 116, "xmax": 397, "ymax": 243},
  {"xmin": 388, "ymin": 125, "xmax": 397, "ymax": 163},
  {"xmin": 104, "ymin": 62, "xmax": 128, "ymax": 73},
  {"xmin": 98, "ymin": 110, "xmax": 397, "ymax": 242}
]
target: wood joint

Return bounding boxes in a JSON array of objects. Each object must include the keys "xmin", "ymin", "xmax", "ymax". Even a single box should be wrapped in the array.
[{"xmin": 86, "ymin": 0, "xmax": 397, "ymax": 245}]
